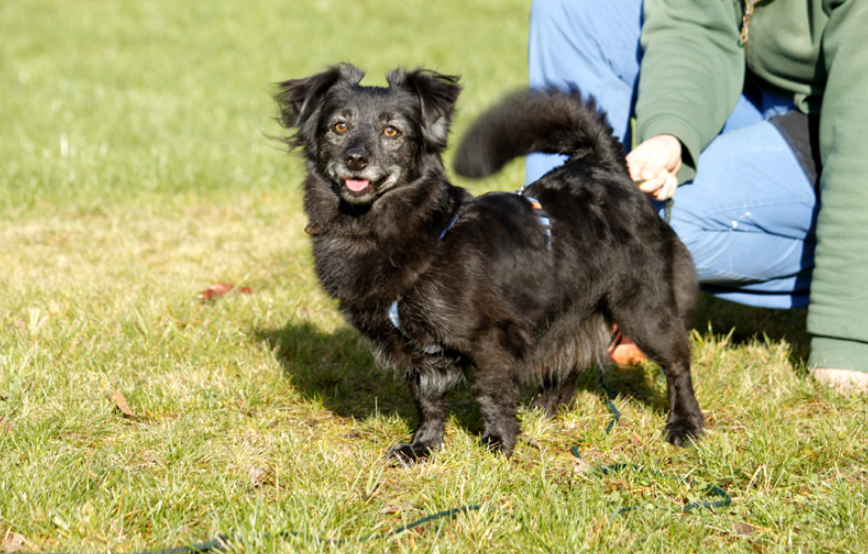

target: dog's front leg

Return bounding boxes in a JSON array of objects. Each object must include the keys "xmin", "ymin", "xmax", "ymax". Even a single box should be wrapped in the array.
[
  {"xmin": 469, "ymin": 326, "xmax": 527, "ymax": 457},
  {"xmin": 472, "ymin": 370, "xmax": 520, "ymax": 457},
  {"xmin": 388, "ymin": 365, "xmax": 461, "ymax": 466}
]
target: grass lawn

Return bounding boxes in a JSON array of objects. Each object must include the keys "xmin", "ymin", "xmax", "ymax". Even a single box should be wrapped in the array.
[{"xmin": 1, "ymin": 0, "xmax": 866, "ymax": 552}]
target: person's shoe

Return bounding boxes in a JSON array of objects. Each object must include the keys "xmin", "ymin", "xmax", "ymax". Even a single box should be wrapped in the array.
[
  {"xmin": 608, "ymin": 325, "xmax": 647, "ymax": 366},
  {"xmin": 811, "ymin": 368, "xmax": 868, "ymax": 393}
]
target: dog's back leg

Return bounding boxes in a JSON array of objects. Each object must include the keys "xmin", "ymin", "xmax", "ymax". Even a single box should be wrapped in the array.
[
  {"xmin": 388, "ymin": 362, "xmax": 463, "ymax": 465},
  {"xmin": 609, "ymin": 295, "xmax": 704, "ymax": 446}
]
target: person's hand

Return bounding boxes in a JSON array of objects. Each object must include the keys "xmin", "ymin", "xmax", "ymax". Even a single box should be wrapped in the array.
[{"xmin": 626, "ymin": 134, "xmax": 682, "ymax": 201}]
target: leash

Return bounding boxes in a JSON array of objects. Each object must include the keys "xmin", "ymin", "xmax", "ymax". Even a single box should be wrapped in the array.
[
  {"xmin": 570, "ymin": 457, "xmax": 733, "ymax": 514},
  {"xmin": 571, "ymin": 362, "xmax": 732, "ymax": 514},
  {"xmin": 24, "ymin": 506, "xmax": 483, "ymax": 554}
]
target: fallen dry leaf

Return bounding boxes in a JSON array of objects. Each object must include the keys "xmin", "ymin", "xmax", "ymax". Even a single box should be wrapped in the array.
[
  {"xmin": 734, "ymin": 522, "xmax": 756, "ymax": 536},
  {"xmin": 197, "ymin": 283, "xmax": 253, "ymax": 302},
  {"xmin": 572, "ymin": 454, "xmax": 593, "ymax": 475},
  {"xmin": 248, "ymin": 466, "xmax": 269, "ymax": 488},
  {"xmin": 1, "ymin": 532, "xmax": 24, "ymax": 554},
  {"xmin": 112, "ymin": 391, "xmax": 135, "ymax": 418},
  {"xmin": 0, "ymin": 417, "xmax": 11, "ymax": 434},
  {"xmin": 378, "ymin": 500, "xmax": 414, "ymax": 515}
]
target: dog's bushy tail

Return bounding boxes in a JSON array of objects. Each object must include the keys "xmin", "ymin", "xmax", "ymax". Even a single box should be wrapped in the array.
[{"xmin": 454, "ymin": 88, "xmax": 627, "ymax": 178}]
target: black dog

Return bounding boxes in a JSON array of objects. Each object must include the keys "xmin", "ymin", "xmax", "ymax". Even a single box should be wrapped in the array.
[{"xmin": 273, "ymin": 64, "xmax": 703, "ymax": 463}]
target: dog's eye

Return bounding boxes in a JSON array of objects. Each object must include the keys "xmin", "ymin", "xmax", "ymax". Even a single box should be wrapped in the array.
[
  {"xmin": 383, "ymin": 126, "xmax": 400, "ymax": 138},
  {"xmin": 333, "ymin": 122, "xmax": 348, "ymax": 134}
]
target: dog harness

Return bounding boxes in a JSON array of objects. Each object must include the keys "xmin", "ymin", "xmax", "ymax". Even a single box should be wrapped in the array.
[
  {"xmin": 387, "ymin": 193, "xmax": 552, "ymax": 354},
  {"xmin": 524, "ymin": 196, "xmax": 553, "ymax": 250}
]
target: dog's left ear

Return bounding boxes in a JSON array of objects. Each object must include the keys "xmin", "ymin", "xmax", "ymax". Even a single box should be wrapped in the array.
[{"xmin": 388, "ymin": 69, "xmax": 462, "ymax": 152}]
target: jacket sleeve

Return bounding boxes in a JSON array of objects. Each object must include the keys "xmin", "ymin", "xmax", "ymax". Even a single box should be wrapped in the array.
[
  {"xmin": 806, "ymin": 0, "xmax": 868, "ymax": 371},
  {"xmin": 635, "ymin": 0, "xmax": 745, "ymax": 183}
]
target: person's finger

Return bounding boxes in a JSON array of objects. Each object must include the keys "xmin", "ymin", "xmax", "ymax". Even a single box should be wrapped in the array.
[
  {"xmin": 636, "ymin": 175, "xmax": 665, "ymax": 195},
  {"xmin": 670, "ymin": 156, "xmax": 683, "ymax": 177},
  {"xmin": 664, "ymin": 173, "xmax": 678, "ymax": 199},
  {"xmin": 651, "ymin": 172, "xmax": 678, "ymax": 201}
]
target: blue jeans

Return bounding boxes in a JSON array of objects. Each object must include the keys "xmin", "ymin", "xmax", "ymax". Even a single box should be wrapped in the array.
[{"xmin": 527, "ymin": 0, "xmax": 818, "ymax": 309}]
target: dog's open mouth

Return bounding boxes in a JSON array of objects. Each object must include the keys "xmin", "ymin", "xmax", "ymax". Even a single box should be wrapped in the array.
[
  {"xmin": 338, "ymin": 176, "xmax": 378, "ymax": 204},
  {"xmin": 336, "ymin": 167, "xmax": 399, "ymax": 203},
  {"xmin": 344, "ymin": 178, "xmax": 371, "ymax": 193},
  {"xmin": 340, "ymin": 175, "xmax": 391, "ymax": 203}
]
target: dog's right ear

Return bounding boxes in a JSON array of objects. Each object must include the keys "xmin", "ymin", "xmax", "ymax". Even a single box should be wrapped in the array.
[{"xmin": 273, "ymin": 64, "xmax": 364, "ymax": 148}]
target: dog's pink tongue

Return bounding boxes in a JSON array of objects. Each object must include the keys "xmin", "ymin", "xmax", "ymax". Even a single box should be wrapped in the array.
[{"xmin": 345, "ymin": 178, "xmax": 370, "ymax": 192}]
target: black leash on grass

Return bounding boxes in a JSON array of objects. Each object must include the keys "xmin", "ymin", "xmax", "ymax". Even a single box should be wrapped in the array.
[
  {"xmin": 595, "ymin": 360, "xmax": 623, "ymax": 434},
  {"xmin": 572, "ymin": 460, "xmax": 732, "ymax": 514},
  {"xmin": 574, "ymin": 362, "xmax": 732, "ymax": 514},
  {"xmin": 30, "ymin": 505, "xmax": 483, "ymax": 554},
  {"xmin": 26, "ymin": 364, "xmax": 728, "ymax": 554}
]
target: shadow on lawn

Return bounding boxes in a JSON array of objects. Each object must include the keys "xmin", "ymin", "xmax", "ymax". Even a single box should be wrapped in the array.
[
  {"xmin": 255, "ymin": 319, "xmax": 678, "ymax": 427},
  {"xmin": 254, "ymin": 294, "xmax": 809, "ymax": 431},
  {"xmin": 256, "ymin": 321, "xmax": 416, "ymax": 422},
  {"xmin": 255, "ymin": 322, "xmax": 487, "ymax": 434},
  {"xmin": 254, "ymin": 293, "xmax": 812, "ymax": 446}
]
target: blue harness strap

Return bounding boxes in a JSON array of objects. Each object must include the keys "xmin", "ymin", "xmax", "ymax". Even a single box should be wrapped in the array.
[
  {"xmin": 438, "ymin": 205, "xmax": 465, "ymax": 240},
  {"xmin": 386, "ymin": 194, "xmax": 553, "ymax": 352},
  {"xmin": 520, "ymin": 194, "xmax": 553, "ymax": 250},
  {"xmin": 387, "ymin": 300, "xmax": 443, "ymax": 355},
  {"xmin": 386, "ymin": 300, "xmax": 403, "ymax": 332}
]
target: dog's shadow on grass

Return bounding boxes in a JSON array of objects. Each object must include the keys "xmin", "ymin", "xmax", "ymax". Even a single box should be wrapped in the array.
[
  {"xmin": 255, "ymin": 321, "xmax": 484, "ymax": 432},
  {"xmin": 256, "ymin": 321, "xmax": 413, "ymax": 421},
  {"xmin": 254, "ymin": 320, "xmax": 666, "ymax": 432},
  {"xmin": 255, "ymin": 295, "xmax": 809, "ymax": 435}
]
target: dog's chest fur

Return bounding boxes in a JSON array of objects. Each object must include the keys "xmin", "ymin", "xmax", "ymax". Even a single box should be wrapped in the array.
[{"xmin": 304, "ymin": 170, "xmax": 470, "ymax": 332}]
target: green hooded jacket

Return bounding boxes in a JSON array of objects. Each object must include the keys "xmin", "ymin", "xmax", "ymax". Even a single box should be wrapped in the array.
[{"xmin": 635, "ymin": 0, "xmax": 868, "ymax": 371}]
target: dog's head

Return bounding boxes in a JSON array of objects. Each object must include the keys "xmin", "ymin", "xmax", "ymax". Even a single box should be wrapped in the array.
[{"xmin": 274, "ymin": 64, "xmax": 461, "ymax": 204}]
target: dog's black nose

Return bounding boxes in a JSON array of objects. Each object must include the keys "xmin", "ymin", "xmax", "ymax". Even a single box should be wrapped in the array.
[{"xmin": 345, "ymin": 150, "xmax": 369, "ymax": 171}]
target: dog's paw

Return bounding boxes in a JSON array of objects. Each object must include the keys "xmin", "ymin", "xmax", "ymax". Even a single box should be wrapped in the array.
[
  {"xmin": 386, "ymin": 442, "xmax": 432, "ymax": 466},
  {"xmin": 662, "ymin": 419, "xmax": 704, "ymax": 447}
]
